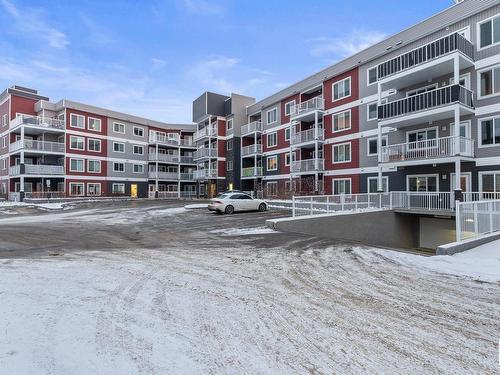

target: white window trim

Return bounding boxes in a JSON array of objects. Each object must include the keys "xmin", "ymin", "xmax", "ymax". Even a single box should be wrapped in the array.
[
  {"xmin": 332, "ymin": 178, "xmax": 352, "ymax": 195},
  {"xmin": 69, "ymin": 158, "xmax": 85, "ymax": 172},
  {"xmin": 133, "ymin": 145, "xmax": 144, "ymax": 155},
  {"xmin": 113, "ymin": 142, "xmax": 125, "ymax": 153},
  {"xmin": 332, "ymin": 77, "xmax": 351, "ymax": 102},
  {"xmin": 367, "ymin": 66, "xmax": 378, "ymax": 86},
  {"xmin": 478, "ymin": 115, "xmax": 500, "ymax": 148},
  {"xmin": 69, "ymin": 182, "xmax": 85, "ymax": 196},
  {"xmin": 406, "ymin": 174, "xmax": 440, "ymax": 192},
  {"xmin": 478, "ymin": 171, "xmax": 500, "ymax": 192},
  {"xmin": 113, "ymin": 162, "xmax": 125, "ymax": 173},
  {"xmin": 133, "ymin": 164, "xmax": 144, "ymax": 174},
  {"xmin": 113, "ymin": 122, "xmax": 126, "ymax": 134},
  {"xmin": 284, "ymin": 127, "xmax": 291, "ymax": 141},
  {"xmin": 267, "ymin": 132, "xmax": 277, "ymax": 148},
  {"xmin": 87, "ymin": 183, "xmax": 102, "ymax": 196},
  {"xmin": 226, "ymin": 139, "xmax": 233, "ymax": 151},
  {"xmin": 477, "ymin": 14, "xmax": 500, "ymax": 52},
  {"xmin": 267, "ymin": 155, "xmax": 278, "ymax": 171},
  {"xmin": 227, "ymin": 160, "xmax": 233, "ymax": 171},
  {"xmin": 284, "ymin": 100, "xmax": 296, "ymax": 116},
  {"xmin": 133, "ymin": 126, "xmax": 144, "ymax": 137},
  {"xmin": 450, "ymin": 120, "xmax": 472, "ymax": 139},
  {"xmin": 332, "ymin": 142, "xmax": 352, "ymax": 164},
  {"xmin": 477, "ymin": 64, "xmax": 500, "ymax": 100},
  {"xmin": 450, "ymin": 172, "xmax": 472, "ymax": 192},
  {"xmin": 87, "ymin": 159, "xmax": 101, "ymax": 174},
  {"xmin": 112, "ymin": 183, "xmax": 126, "ymax": 194},
  {"xmin": 87, "ymin": 138, "xmax": 101, "ymax": 153},
  {"xmin": 366, "ymin": 136, "xmax": 388, "ymax": 156},
  {"xmin": 87, "ymin": 116, "xmax": 102, "ymax": 132},
  {"xmin": 266, "ymin": 107, "xmax": 278, "ymax": 125},
  {"xmin": 367, "ymin": 176, "xmax": 389, "ymax": 193},
  {"xmin": 332, "ymin": 109, "xmax": 352, "ymax": 133},
  {"xmin": 69, "ymin": 136, "xmax": 85, "ymax": 151},
  {"xmin": 367, "ymin": 102, "xmax": 378, "ymax": 121},
  {"xmin": 226, "ymin": 118, "xmax": 233, "ymax": 131},
  {"xmin": 406, "ymin": 126, "xmax": 438, "ymax": 143},
  {"xmin": 70, "ymin": 114, "xmax": 85, "ymax": 129}
]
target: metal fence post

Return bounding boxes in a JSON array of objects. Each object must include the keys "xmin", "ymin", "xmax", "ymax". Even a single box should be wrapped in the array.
[
  {"xmin": 455, "ymin": 200, "xmax": 461, "ymax": 242},
  {"xmin": 489, "ymin": 201, "xmax": 493, "ymax": 234},
  {"xmin": 310, "ymin": 196, "xmax": 313, "ymax": 216},
  {"xmin": 327, "ymin": 196, "xmax": 330, "ymax": 214},
  {"xmin": 389, "ymin": 192, "xmax": 393, "ymax": 210},
  {"xmin": 292, "ymin": 195, "xmax": 296, "ymax": 217},
  {"xmin": 474, "ymin": 203, "xmax": 479, "ymax": 235}
]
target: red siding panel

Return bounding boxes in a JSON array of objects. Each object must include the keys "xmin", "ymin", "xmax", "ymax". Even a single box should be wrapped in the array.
[{"xmin": 323, "ymin": 68, "xmax": 359, "ymax": 111}]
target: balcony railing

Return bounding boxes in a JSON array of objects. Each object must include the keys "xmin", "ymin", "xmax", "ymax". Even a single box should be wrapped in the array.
[
  {"xmin": 241, "ymin": 144, "xmax": 262, "ymax": 156},
  {"xmin": 179, "ymin": 156, "xmax": 195, "ymax": 164},
  {"xmin": 291, "ymin": 158, "xmax": 325, "ymax": 173},
  {"xmin": 180, "ymin": 138, "xmax": 195, "ymax": 147},
  {"xmin": 179, "ymin": 172, "xmax": 194, "ymax": 180},
  {"xmin": 148, "ymin": 171, "xmax": 179, "ymax": 180},
  {"xmin": 148, "ymin": 153, "xmax": 179, "ymax": 163},
  {"xmin": 378, "ymin": 84, "xmax": 474, "ymax": 121},
  {"xmin": 241, "ymin": 121, "xmax": 263, "ymax": 136},
  {"xmin": 377, "ymin": 32, "xmax": 474, "ymax": 81},
  {"xmin": 242, "ymin": 167, "xmax": 263, "ymax": 178},
  {"xmin": 9, "ymin": 140, "xmax": 65, "ymax": 153},
  {"xmin": 380, "ymin": 136, "xmax": 474, "ymax": 163},
  {"xmin": 290, "ymin": 97, "xmax": 324, "ymax": 118},
  {"xmin": 149, "ymin": 134, "xmax": 180, "ymax": 146},
  {"xmin": 193, "ymin": 148, "xmax": 217, "ymax": 159},
  {"xmin": 9, "ymin": 164, "xmax": 65, "ymax": 176},
  {"xmin": 290, "ymin": 128, "xmax": 324, "ymax": 145},
  {"xmin": 193, "ymin": 169, "xmax": 218, "ymax": 179},
  {"xmin": 194, "ymin": 125, "xmax": 217, "ymax": 141},
  {"xmin": 10, "ymin": 114, "xmax": 65, "ymax": 131}
]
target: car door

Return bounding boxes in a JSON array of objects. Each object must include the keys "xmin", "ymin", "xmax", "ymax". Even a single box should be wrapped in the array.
[
  {"xmin": 238, "ymin": 194, "xmax": 256, "ymax": 211},
  {"xmin": 228, "ymin": 193, "xmax": 243, "ymax": 211}
]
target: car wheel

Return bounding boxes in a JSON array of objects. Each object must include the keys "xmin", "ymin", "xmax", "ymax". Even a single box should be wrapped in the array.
[
  {"xmin": 225, "ymin": 205, "xmax": 235, "ymax": 214},
  {"xmin": 258, "ymin": 203, "xmax": 267, "ymax": 212}
]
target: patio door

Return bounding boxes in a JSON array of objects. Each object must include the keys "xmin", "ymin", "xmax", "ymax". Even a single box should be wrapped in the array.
[{"xmin": 450, "ymin": 173, "xmax": 471, "ymax": 192}]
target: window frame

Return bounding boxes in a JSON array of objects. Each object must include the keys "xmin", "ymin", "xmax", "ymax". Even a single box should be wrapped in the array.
[
  {"xmin": 69, "ymin": 182, "xmax": 85, "ymax": 196},
  {"xmin": 113, "ymin": 162, "xmax": 125, "ymax": 173},
  {"xmin": 226, "ymin": 118, "xmax": 233, "ymax": 131},
  {"xmin": 87, "ymin": 138, "xmax": 101, "ymax": 153},
  {"xmin": 332, "ymin": 77, "xmax": 351, "ymax": 102},
  {"xmin": 267, "ymin": 132, "xmax": 277, "ymax": 148},
  {"xmin": 366, "ymin": 136, "xmax": 388, "ymax": 156},
  {"xmin": 69, "ymin": 136, "xmax": 85, "ymax": 151},
  {"xmin": 406, "ymin": 174, "xmax": 439, "ymax": 192},
  {"xmin": 226, "ymin": 139, "xmax": 233, "ymax": 151},
  {"xmin": 367, "ymin": 66, "xmax": 378, "ymax": 86},
  {"xmin": 70, "ymin": 113, "xmax": 85, "ymax": 129},
  {"xmin": 227, "ymin": 160, "xmax": 233, "ymax": 171},
  {"xmin": 113, "ymin": 122, "xmax": 125, "ymax": 134},
  {"xmin": 332, "ymin": 178, "xmax": 352, "ymax": 195},
  {"xmin": 133, "ymin": 126, "xmax": 144, "ymax": 137},
  {"xmin": 133, "ymin": 145, "xmax": 144, "ymax": 155},
  {"xmin": 477, "ymin": 64, "xmax": 500, "ymax": 99},
  {"xmin": 477, "ymin": 14, "xmax": 500, "ymax": 51},
  {"xmin": 266, "ymin": 155, "xmax": 278, "ymax": 171},
  {"xmin": 69, "ymin": 158, "xmax": 85, "ymax": 172},
  {"xmin": 478, "ymin": 116, "xmax": 500, "ymax": 148},
  {"xmin": 87, "ymin": 159, "xmax": 101, "ymax": 173},
  {"xmin": 113, "ymin": 142, "xmax": 125, "ymax": 153},
  {"xmin": 87, "ymin": 183, "xmax": 101, "ymax": 196},
  {"xmin": 266, "ymin": 107, "xmax": 278, "ymax": 125},
  {"xmin": 87, "ymin": 117, "xmax": 101, "ymax": 132},
  {"xmin": 367, "ymin": 176, "xmax": 389, "ymax": 193},
  {"xmin": 112, "ymin": 183, "xmax": 126, "ymax": 194},
  {"xmin": 332, "ymin": 109, "xmax": 352, "ymax": 133},
  {"xmin": 284, "ymin": 100, "xmax": 296, "ymax": 116},
  {"xmin": 332, "ymin": 142, "xmax": 352, "ymax": 164},
  {"xmin": 285, "ymin": 127, "xmax": 291, "ymax": 141},
  {"xmin": 133, "ymin": 164, "xmax": 144, "ymax": 174}
]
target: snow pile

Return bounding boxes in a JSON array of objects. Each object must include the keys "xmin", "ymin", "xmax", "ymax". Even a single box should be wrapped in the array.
[
  {"xmin": 0, "ymin": 201, "xmax": 29, "ymax": 208},
  {"xmin": 184, "ymin": 204, "xmax": 209, "ymax": 209},
  {"xmin": 209, "ymin": 226, "xmax": 277, "ymax": 236}
]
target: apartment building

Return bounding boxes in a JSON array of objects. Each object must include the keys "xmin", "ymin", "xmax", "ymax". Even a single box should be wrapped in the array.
[
  {"xmin": 200, "ymin": 0, "xmax": 500, "ymax": 200},
  {"xmin": 0, "ymin": 86, "xmax": 196, "ymax": 200}
]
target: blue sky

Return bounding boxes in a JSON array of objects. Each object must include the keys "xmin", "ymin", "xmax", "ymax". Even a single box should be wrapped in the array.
[{"xmin": 0, "ymin": 0, "xmax": 453, "ymax": 123}]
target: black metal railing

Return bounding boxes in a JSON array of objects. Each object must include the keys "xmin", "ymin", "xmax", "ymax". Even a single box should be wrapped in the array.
[
  {"xmin": 378, "ymin": 84, "xmax": 474, "ymax": 121},
  {"xmin": 377, "ymin": 33, "xmax": 474, "ymax": 80}
]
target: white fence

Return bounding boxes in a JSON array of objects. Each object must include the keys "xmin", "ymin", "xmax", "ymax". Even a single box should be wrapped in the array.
[{"xmin": 456, "ymin": 200, "xmax": 500, "ymax": 242}]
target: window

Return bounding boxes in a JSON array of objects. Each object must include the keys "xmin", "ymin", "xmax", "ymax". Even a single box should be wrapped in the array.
[
  {"xmin": 333, "ymin": 77, "xmax": 351, "ymax": 101},
  {"xmin": 368, "ymin": 103, "xmax": 378, "ymax": 121},
  {"xmin": 69, "ymin": 158, "xmax": 84, "ymax": 172},
  {"xmin": 70, "ymin": 114, "xmax": 85, "ymax": 129},
  {"xmin": 367, "ymin": 136, "xmax": 388, "ymax": 156},
  {"xmin": 88, "ymin": 117, "xmax": 101, "ymax": 132},
  {"xmin": 480, "ymin": 172, "xmax": 500, "ymax": 193},
  {"xmin": 479, "ymin": 15, "xmax": 500, "ymax": 49},
  {"xmin": 87, "ymin": 183, "xmax": 101, "ymax": 196},
  {"xmin": 133, "ymin": 127, "xmax": 144, "ymax": 137},
  {"xmin": 112, "ymin": 183, "xmax": 125, "ymax": 194},
  {"xmin": 333, "ymin": 143, "xmax": 351, "ymax": 163},
  {"xmin": 133, "ymin": 145, "xmax": 144, "ymax": 155},
  {"xmin": 266, "ymin": 107, "xmax": 278, "ymax": 124},
  {"xmin": 267, "ymin": 132, "xmax": 277, "ymax": 148},
  {"xmin": 113, "ymin": 162, "xmax": 125, "ymax": 172},
  {"xmin": 113, "ymin": 122, "xmax": 125, "ymax": 134},
  {"xmin": 227, "ymin": 160, "xmax": 233, "ymax": 171},
  {"xmin": 57, "ymin": 113, "xmax": 65, "ymax": 122},
  {"xmin": 267, "ymin": 155, "xmax": 278, "ymax": 171},
  {"xmin": 226, "ymin": 119, "xmax": 233, "ymax": 131},
  {"xmin": 87, "ymin": 138, "xmax": 101, "ymax": 152},
  {"xmin": 266, "ymin": 181, "xmax": 278, "ymax": 196},
  {"xmin": 479, "ymin": 66, "xmax": 500, "ymax": 98},
  {"xmin": 70, "ymin": 136, "xmax": 85, "ymax": 150},
  {"xmin": 285, "ymin": 127, "xmax": 290, "ymax": 141},
  {"xmin": 333, "ymin": 110, "xmax": 351, "ymax": 132},
  {"xmin": 284, "ymin": 100, "xmax": 296, "ymax": 116},
  {"xmin": 133, "ymin": 164, "xmax": 144, "ymax": 173},
  {"xmin": 2, "ymin": 135, "xmax": 6, "ymax": 148},
  {"xmin": 285, "ymin": 152, "xmax": 295, "ymax": 166},
  {"xmin": 227, "ymin": 139, "xmax": 233, "ymax": 151},
  {"xmin": 407, "ymin": 84, "xmax": 437, "ymax": 97},
  {"xmin": 367, "ymin": 67, "xmax": 377, "ymax": 85},
  {"xmin": 113, "ymin": 142, "xmax": 125, "ymax": 153},
  {"xmin": 368, "ymin": 177, "xmax": 388, "ymax": 193},
  {"xmin": 480, "ymin": 117, "xmax": 500, "ymax": 146},
  {"xmin": 407, "ymin": 127, "xmax": 437, "ymax": 145},
  {"xmin": 87, "ymin": 160, "xmax": 101, "ymax": 173},
  {"xmin": 2, "ymin": 114, "xmax": 7, "ymax": 127},
  {"xmin": 1, "ymin": 158, "xmax": 6, "ymax": 170},
  {"xmin": 69, "ymin": 183, "xmax": 84, "ymax": 196},
  {"xmin": 333, "ymin": 179, "xmax": 351, "ymax": 195},
  {"xmin": 407, "ymin": 175, "xmax": 438, "ymax": 192}
]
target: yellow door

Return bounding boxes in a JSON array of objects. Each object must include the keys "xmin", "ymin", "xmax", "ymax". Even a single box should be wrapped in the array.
[{"xmin": 131, "ymin": 184, "xmax": 138, "ymax": 198}]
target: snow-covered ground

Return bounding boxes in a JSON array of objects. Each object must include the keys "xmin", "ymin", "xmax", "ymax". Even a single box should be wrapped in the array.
[{"xmin": 209, "ymin": 226, "xmax": 277, "ymax": 236}]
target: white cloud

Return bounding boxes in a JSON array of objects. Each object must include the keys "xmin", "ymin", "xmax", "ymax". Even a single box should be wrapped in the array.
[
  {"xmin": 0, "ymin": 0, "xmax": 69, "ymax": 49},
  {"xmin": 180, "ymin": 0, "xmax": 224, "ymax": 15},
  {"xmin": 188, "ymin": 55, "xmax": 241, "ymax": 93},
  {"xmin": 310, "ymin": 29, "xmax": 387, "ymax": 59}
]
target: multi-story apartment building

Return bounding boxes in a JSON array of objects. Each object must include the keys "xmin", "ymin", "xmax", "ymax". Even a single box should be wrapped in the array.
[
  {"xmin": 0, "ymin": 85, "xmax": 196, "ymax": 200},
  {"xmin": 198, "ymin": 0, "xmax": 500, "ymax": 200}
]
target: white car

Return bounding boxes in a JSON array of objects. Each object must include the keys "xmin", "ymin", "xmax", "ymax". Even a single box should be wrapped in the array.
[{"xmin": 208, "ymin": 192, "xmax": 268, "ymax": 214}]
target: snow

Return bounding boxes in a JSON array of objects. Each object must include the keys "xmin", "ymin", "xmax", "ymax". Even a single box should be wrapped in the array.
[
  {"xmin": 209, "ymin": 226, "xmax": 277, "ymax": 236},
  {"xmin": 184, "ymin": 204, "xmax": 209, "ymax": 209}
]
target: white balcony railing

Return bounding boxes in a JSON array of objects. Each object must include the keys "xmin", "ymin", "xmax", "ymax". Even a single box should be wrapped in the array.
[
  {"xmin": 148, "ymin": 171, "xmax": 179, "ymax": 180},
  {"xmin": 380, "ymin": 136, "xmax": 474, "ymax": 163},
  {"xmin": 180, "ymin": 138, "xmax": 195, "ymax": 147},
  {"xmin": 179, "ymin": 156, "xmax": 195, "ymax": 164},
  {"xmin": 194, "ymin": 125, "xmax": 217, "ymax": 141},
  {"xmin": 179, "ymin": 173, "xmax": 194, "ymax": 180},
  {"xmin": 456, "ymin": 200, "xmax": 500, "ymax": 242},
  {"xmin": 193, "ymin": 148, "xmax": 217, "ymax": 159},
  {"xmin": 290, "ymin": 128, "xmax": 324, "ymax": 145},
  {"xmin": 291, "ymin": 158, "xmax": 325, "ymax": 173},
  {"xmin": 193, "ymin": 169, "xmax": 217, "ymax": 179},
  {"xmin": 241, "ymin": 144, "xmax": 262, "ymax": 157},
  {"xmin": 9, "ymin": 164, "xmax": 64, "ymax": 176},
  {"xmin": 242, "ymin": 167, "xmax": 263, "ymax": 178},
  {"xmin": 148, "ymin": 153, "xmax": 179, "ymax": 163},
  {"xmin": 9, "ymin": 140, "xmax": 65, "ymax": 153},
  {"xmin": 10, "ymin": 115, "xmax": 65, "ymax": 131},
  {"xmin": 149, "ymin": 133, "xmax": 180, "ymax": 146},
  {"xmin": 241, "ymin": 121, "xmax": 263, "ymax": 136},
  {"xmin": 290, "ymin": 97, "xmax": 324, "ymax": 118}
]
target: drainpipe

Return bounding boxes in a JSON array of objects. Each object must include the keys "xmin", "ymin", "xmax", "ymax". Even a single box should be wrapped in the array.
[{"xmin": 377, "ymin": 81, "xmax": 383, "ymax": 192}]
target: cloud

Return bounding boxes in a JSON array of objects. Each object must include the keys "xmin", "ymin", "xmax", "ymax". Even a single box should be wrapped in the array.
[
  {"xmin": 188, "ymin": 55, "xmax": 240, "ymax": 93},
  {"xmin": 80, "ymin": 13, "xmax": 115, "ymax": 47},
  {"xmin": 0, "ymin": 0, "xmax": 69, "ymax": 49},
  {"xmin": 151, "ymin": 58, "xmax": 167, "ymax": 70},
  {"xmin": 180, "ymin": 0, "xmax": 224, "ymax": 15},
  {"xmin": 310, "ymin": 29, "xmax": 387, "ymax": 60}
]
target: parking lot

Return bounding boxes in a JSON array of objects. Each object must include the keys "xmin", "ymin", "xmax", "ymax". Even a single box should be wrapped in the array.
[{"xmin": 0, "ymin": 200, "xmax": 498, "ymax": 374}]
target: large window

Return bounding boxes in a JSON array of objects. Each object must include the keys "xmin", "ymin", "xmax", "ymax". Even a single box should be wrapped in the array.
[
  {"xmin": 333, "ymin": 143, "xmax": 351, "ymax": 163},
  {"xmin": 285, "ymin": 127, "xmax": 290, "ymax": 141},
  {"xmin": 367, "ymin": 136, "xmax": 387, "ymax": 156},
  {"xmin": 407, "ymin": 128, "xmax": 437, "ymax": 145},
  {"xmin": 227, "ymin": 160, "xmax": 233, "ymax": 171},
  {"xmin": 480, "ymin": 117, "xmax": 500, "ymax": 146},
  {"xmin": 133, "ymin": 164, "xmax": 144, "ymax": 173},
  {"xmin": 87, "ymin": 160, "xmax": 101, "ymax": 173},
  {"xmin": 266, "ymin": 155, "xmax": 278, "ymax": 171},
  {"xmin": 69, "ymin": 183, "xmax": 84, "ymax": 196},
  {"xmin": 479, "ymin": 65, "xmax": 500, "ymax": 98},
  {"xmin": 480, "ymin": 172, "xmax": 500, "ymax": 193},
  {"xmin": 88, "ymin": 138, "xmax": 101, "ymax": 152},
  {"xmin": 267, "ymin": 132, "xmax": 277, "ymax": 148},
  {"xmin": 284, "ymin": 100, "xmax": 296, "ymax": 116},
  {"xmin": 70, "ymin": 114, "xmax": 85, "ymax": 129},
  {"xmin": 87, "ymin": 183, "xmax": 101, "ymax": 196},
  {"xmin": 367, "ymin": 177, "xmax": 388, "ymax": 193},
  {"xmin": 112, "ymin": 183, "xmax": 125, "ymax": 194},
  {"xmin": 479, "ymin": 15, "xmax": 500, "ymax": 49},
  {"xmin": 133, "ymin": 127, "xmax": 144, "ymax": 137},
  {"xmin": 113, "ymin": 122, "xmax": 125, "ymax": 134},
  {"xmin": 226, "ymin": 119, "xmax": 233, "ymax": 131},
  {"xmin": 266, "ymin": 107, "xmax": 278, "ymax": 124},
  {"xmin": 227, "ymin": 139, "xmax": 233, "ymax": 151},
  {"xmin": 367, "ymin": 67, "xmax": 377, "ymax": 85},
  {"xmin": 333, "ymin": 179, "xmax": 351, "ymax": 195},
  {"xmin": 69, "ymin": 158, "xmax": 84, "ymax": 172},
  {"xmin": 133, "ymin": 145, "xmax": 144, "ymax": 155},
  {"xmin": 332, "ymin": 110, "xmax": 351, "ymax": 132},
  {"xmin": 367, "ymin": 103, "xmax": 378, "ymax": 121},
  {"xmin": 88, "ymin": 117, "xmax": 101, "ymax": 132},
  {"xmin": 113, "ymin": 142, "xmax": 125, "ymax": 153},
  {"xmin": 70, "ymin": 136, "xmax": 85, "ymax": 150},
  {"xmin": 333, "ymin": 77, "xmax": 351, "ymax": 101},
  {"xmin": 407, "ymin": 175, "xmax": 438, "ymax": 192},
  {"xmin": 113, "ymin": 162, "xmax": 125, "ymax": 172}
]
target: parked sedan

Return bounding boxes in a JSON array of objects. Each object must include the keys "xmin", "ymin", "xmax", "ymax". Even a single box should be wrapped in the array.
[{"xmin": 208, "ymin": 193, "xmax": 268, "ymax": 214}]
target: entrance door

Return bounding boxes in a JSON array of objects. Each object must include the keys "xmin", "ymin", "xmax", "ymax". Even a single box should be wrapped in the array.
[
  {"xmin": 130, "ymin": 184, "xmax": 138, "ymax": 198},
  {"xmin": 450, "ymin": 173, "xmax": 471, "ymax": 192}
]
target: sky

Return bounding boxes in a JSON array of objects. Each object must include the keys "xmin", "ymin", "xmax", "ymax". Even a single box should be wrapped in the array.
[{"xmin": 0, "ymin": 0, "xmax": 454, "ymax": 123}]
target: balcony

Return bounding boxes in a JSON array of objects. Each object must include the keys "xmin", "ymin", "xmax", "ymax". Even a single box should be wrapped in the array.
[
  {"xmin": 180, "ymin": 138, "xmax": 195, "ymax": 147},
  {"xmin": 10, "ymin": 115, "xmax": 65, "ymax": 132},
  {"xmin": 149, "ymin": 134, "xmax": 180, "ymax": 146},
  {"xmin": 380, "ymin": 136, "xmax": 474, "ymax": 165},
  {"xmin": 193, "ymin": 148, "xmax": 217, "ymax": 160},
  {"xmin": 377, "ymin": 32, "xmax": 475, "ymax": 89},
  {"xmin": 10, "ymin": 164, "xmax": 65, "ymax": 176},
  {"xmin": 377, "ymin": 84, "xmax": 474, "ymax": 128},
  {"xmin": 179, "ymin": 156, "xmax": 195, "ymax": 164},
  {"xmin": 241, "ymin": 144, "xmax": 262, "ymax": 157},
  {"xmin": 148, "ymin": 153, "xmax": 180, "ymax": 163},
  {"xmin": 290, "ymin": 128, "xmax": 324, "ymax": 146},
  {"xmin": 148, "ymin": 171, "xmax": 179, "ymax": 180},
  {"xmin": 179, "ymin": 172, "xmax": 194, "ymax": 180},
  {"xmin": 10, "ymin": 140, "xmax": 65, "ymax": 154},
  {"xmin": 241, "ymin": 121, "xmax": 263, "ymax": 137},
  {"xmin": 241, "ymin": 167, "xmax": 263, "ymax": 178},
  {"xmin": 193, "ymin": 169, "xmax": 217, "ymax": 180},
  {"xmin": 290, "ymin": 97, "xmax": 325, "ymax": 121},
  {"xmin": 291, "ymin": 158, "xmax": 325, "ymax": 173},
  {"xmin": 194, "ymin": 125, "xmax": 217, "ymax": 141}
]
